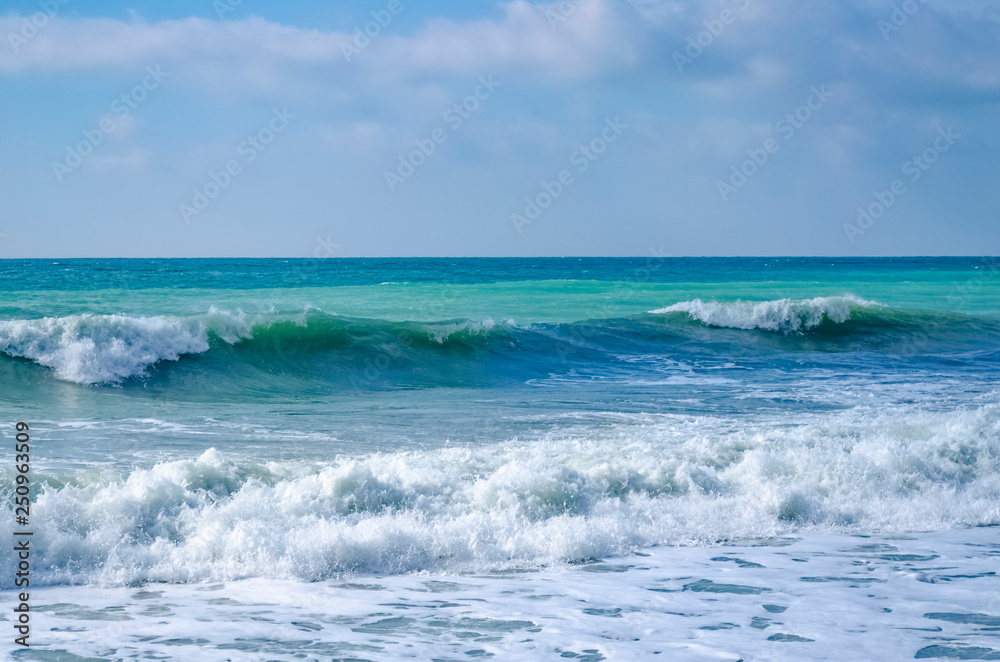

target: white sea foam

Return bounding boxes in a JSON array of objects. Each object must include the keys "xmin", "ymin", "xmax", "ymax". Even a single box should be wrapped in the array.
[
  {"xmin": 0, "ymin": 312, "xmax": 253, "ymax": 384},
  {"xmin": 650, "ymin": 295, "xmax": 878, "ymax": 333},
  {"xmin": 6, "ymin": 403, "xmax": 998, "ymax": 587},
  {"xmin": 22, "ymin": 528, "xmax": 1000, "ymax": 661}
]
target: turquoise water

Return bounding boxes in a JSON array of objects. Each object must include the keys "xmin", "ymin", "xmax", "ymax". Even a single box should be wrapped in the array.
[
  {"xmin": 2, "ymin": 257, "xmax": 999, "ymax": 660},
  {"xmin": 4, "ymin": 257, "xmax": 999, "ymax": 321}
]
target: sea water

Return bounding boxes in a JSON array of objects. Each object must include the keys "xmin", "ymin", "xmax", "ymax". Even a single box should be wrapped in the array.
[{"xmin": 1, "ymin": 257, "xmax": 998, "ymax": 661}]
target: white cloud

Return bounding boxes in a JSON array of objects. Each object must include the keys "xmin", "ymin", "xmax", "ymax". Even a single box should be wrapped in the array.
[
  {"xmin": 373, "ymin": 0, "xmax": 635, "ymax": 78},
  {"xmin": 1, "ymin": 0, "xmax": 997, "ymax": 109},
  {"xmin": 0, "ymin": 0, "xmax": 632, "ymax": 82},
  {"xmin": 0, "ymin": 16, "xmax": 345, "ymax": 73}
]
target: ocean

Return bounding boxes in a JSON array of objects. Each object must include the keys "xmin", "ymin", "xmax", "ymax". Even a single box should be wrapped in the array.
[{"xmin": 1, "ymin": 256, "xmax": 999, "ymax": 661}]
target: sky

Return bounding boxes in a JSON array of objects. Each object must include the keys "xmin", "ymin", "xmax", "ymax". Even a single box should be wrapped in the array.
[{"xmin": 0, "ymin": 0, "xmax": 997, "ymax": 258}]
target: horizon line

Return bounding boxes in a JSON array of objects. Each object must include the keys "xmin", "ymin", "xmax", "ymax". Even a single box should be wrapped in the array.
[{"xmin": 1, "ymin": 255, "xmax": 997, "ymax": 260}]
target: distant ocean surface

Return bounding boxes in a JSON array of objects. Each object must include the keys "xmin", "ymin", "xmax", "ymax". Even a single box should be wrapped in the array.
[{"xmin": 2, "ymin": 257, "xmax": 999, "ymax": 661}]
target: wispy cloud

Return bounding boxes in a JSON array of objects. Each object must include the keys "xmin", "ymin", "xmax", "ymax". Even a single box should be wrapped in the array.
[
  {"xmin": 0, "ymin": 0, "xmax": 633, "ymax": 81},
  {"xmin": 2, "ymin": 0, "xmax": 998, "ymax": 108}
]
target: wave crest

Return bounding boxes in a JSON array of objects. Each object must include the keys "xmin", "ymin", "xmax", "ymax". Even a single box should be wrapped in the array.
[
  {"xmin": 0, "ymin": 312, "xmax": 252, "ymax": 384},
  {"xmin": 650, "ymin": 295, "xmax": 877, "ymax": 334}
]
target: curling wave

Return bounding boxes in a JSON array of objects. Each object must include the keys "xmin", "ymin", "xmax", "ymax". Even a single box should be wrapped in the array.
[
  {"xmin": 0, "ymin": 311, "xmax": 252, "ymax": 384},
  {"xmin": 0, "ymin": 299, "xmax": 997, "ymax": 386}
]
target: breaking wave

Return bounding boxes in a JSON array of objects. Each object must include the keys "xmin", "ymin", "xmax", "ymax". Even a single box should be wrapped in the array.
[
  {"xmin": 3, "ymin": 403, "xmax": 998, "ymax": 586},
  {"xmin": 0, "ymin": 298, "xmax": 996, "ymax": 385},
  {"xmin": 649, "ymin": 296, "xmax": 876, "ymax": 334}
]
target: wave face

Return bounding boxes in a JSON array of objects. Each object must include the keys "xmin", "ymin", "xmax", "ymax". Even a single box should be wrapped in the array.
[
  {"xmin": 4, "ymin": 403, "xmax": 998, "ymax": 586},
  {"xmin": 1, "ymin": 298, "xmax": 997, "ymax": 386}
]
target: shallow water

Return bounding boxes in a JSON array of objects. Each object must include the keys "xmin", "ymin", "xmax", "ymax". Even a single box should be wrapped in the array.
[{"xmin": 10, "ymin": 529, "xmax": 1000, "ymax": 661}]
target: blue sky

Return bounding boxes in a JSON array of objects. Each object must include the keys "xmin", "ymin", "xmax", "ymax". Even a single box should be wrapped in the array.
[{"xmin": 0, "ymin": 0, "xmax": 997, "ymax": 257}]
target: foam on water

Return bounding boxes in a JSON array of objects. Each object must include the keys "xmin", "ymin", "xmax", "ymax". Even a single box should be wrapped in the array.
[
  {"xmin": 5, "ymin": 403, "xmax": 998, "ymax": 587},
  {"xmin": 0, "ymin": 311, "xmax": 253, "ymax": 384},
  {"xmin": 651, "ymin": 295, "xmax": 876, "ymax": 333},
  {"xmin": 10, "ymin": 528, "xmax": 1000, "ymax": 661}
]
